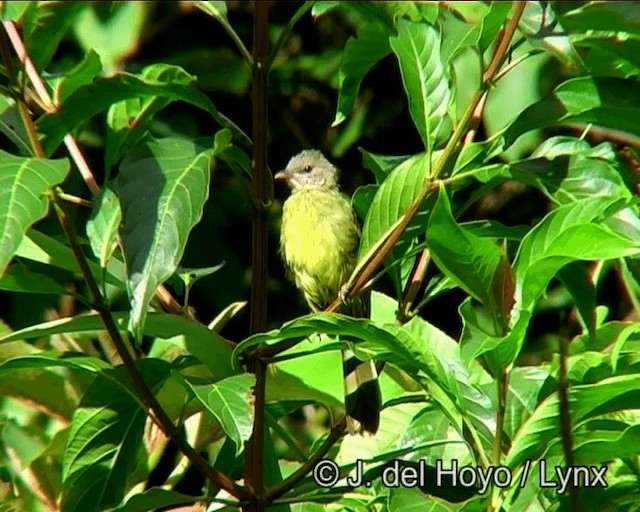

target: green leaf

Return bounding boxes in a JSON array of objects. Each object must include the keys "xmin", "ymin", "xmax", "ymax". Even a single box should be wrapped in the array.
[
  {"xmin": 37, "ymin": 67, "xmax": 249, "ymax": 156},
  {"xmin": 192, "ymin": 1, "xmax": 228, "ymax": 20},
  {"xmin": 186, "ymin": 373, "xmax": 256, "ymax": 456},
  {"xmin": 557, "ymin": 261, "xmax": 597, "ymax": 337},
  {"xmin": 0, "ymin": 2, "xmax": 29, "ymax": 21},
  {"xmin": 15, "ymin": 229, "xmax": 125, "ymax": 288},
  {"xmin": 0, "ymin": 261, "xmax": 70, "ymax": 295},
  {"xmin": 503, "ymin": 367, "xmax": 549, "ymax": 439},
  {"xmin": 359, "ymin": 148, "xmax": 412, "ymax": 184},
  {"xmin": 573, "ymin": 423, "xmax": 640, "ymax": 465},
  {"xmin": 389, "ymin": 20, "xmax": 452, "ymax": 155},
  {"xmin": 560, "ymin": 3, "xmax": 640, "ymax": 77},
  {"xmin": 0, "ymin": 312, "xmax": 236, "ymax": 379},
  {"xmin": 359, "ymin": 153, "xmax": 431, "ymax": 294},
  {"xmin": 86, "ymin": 187, "xmax": 121, "ymax": 269},
  {"xmin": 478, "ymin": 2, "xmax": 512, "ymax": 52},
  {"xmin": 351, "ymin": 184, "xmax": 378, "ymax": 222},
  {"xmin": 53, "ymin": 50, "xmax": 103, "ymax": 104},
  {"xmin": 61, "ymin": 360, "xmax": 170, "ymax": 512},
  {"xmin": 506, "ymin": 373, "xmax": 640, "ymax": 469},
  {"xmin": 115, "ymin": 138, "xmax": 219, "ymax": 340},
  {"xmin": 518, "ymin": 1, "xmax": 584, "ymax": 72},
  {"xmin": 72, "ymin": 2, "xmax": 148, "ymax": 73},
  {"xmin": 104, "ymin": 64, "xmax": 196, "ymax": 171},
  {"xmin": 0, "ymin": 152, "xmax": 70, "ymax": 277},
  {"xmin": 427, "ymin": 184, "xmax": 513, "ymax": 327},
  {"xmin": 333, "ymin": 22, "xmax": 392, "ymax": 126},
  {"xmin": 363, "ymin": 317, "xmax": 494, "ymax": 458},
  {"xmin": 513, "ymin": 196, "xmax": 640, "ymax": 314},
  {"xmin": 113, "ymin": 488, "xmax": 202, "ymax": 512},
  {"xmin": 503, "ymin": 77, "xmax": 640, "ymax": 150},
  {"xmin": 0, "ymin": 347, "xmax": 81, "ymax": 421},
  {"xmin": 22, "ymin": 2, "xmax": 86, "ymax": 70}
]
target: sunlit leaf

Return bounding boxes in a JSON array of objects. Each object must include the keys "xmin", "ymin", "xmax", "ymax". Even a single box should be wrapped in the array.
[{"xmin": 0, "ymin": 152, "xmax": 70, "ymax": 277}]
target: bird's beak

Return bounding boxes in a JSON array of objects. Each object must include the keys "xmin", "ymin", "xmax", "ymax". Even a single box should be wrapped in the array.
[{"xmin": 274, "ymin": 170, "xmax": 288, "ymax": 182}]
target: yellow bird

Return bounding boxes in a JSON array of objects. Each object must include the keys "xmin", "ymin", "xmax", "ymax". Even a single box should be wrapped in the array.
[{"xmin": 276, "ymin": 150, "xmax": 381, "ymax": 435}]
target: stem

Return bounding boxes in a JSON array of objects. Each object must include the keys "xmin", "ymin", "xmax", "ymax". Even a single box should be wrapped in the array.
[
  {"xmin": 245, "ymin": 3, "xmax": 270, "ymax": 510},
  {"xmin": 398, "ymin": 249, "xmax": 431, "ymax": 322},
  {"xmin": 558, "ymin": 333, "xmax": 578, "ymax": 512},
  {"xmin": 210, "ymin": 6, "xmax": 254, "ymax": 67},
  {"xmin": 268, "ymin": 419, "xmax": 346, "ymax": 501},
  {"xmin": 266, "ymin": 1, "xmax": 314, "ymax": 71}
]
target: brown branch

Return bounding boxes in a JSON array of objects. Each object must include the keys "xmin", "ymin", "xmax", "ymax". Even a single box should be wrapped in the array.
[
  {"xmin": 398, "ymin": 249, "xmax": 431, "ymax": 323},
  {"xmin": 1, "ymin": 22, "xmax": 245, "ymax": 502},
  {"xmin": 245, "ymin": 2, "xmax": 271, "ymax": 511}
]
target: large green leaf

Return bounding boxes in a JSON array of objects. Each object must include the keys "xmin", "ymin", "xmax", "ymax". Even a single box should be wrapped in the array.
[
  {"xmin": 427, "ymin": 184, "xmax": 513, "ymax": 328},
  {"xmin": 503, "ymin": 77, "xmax": 640, "ymax": 150},
  {"xmin": 185, "ymin": 373, "xmax": 256, "ymax": 456},
  {"xmin": 513, "ymin": 196, "xmax": 640, "ymax": 314},
  {"xmin": 390, "ymin": 20, "xmax": 452, "ymax": 155},
  {"xmin": 15, "ymin": 229, "xmax": 125, "ymax": 288},
  {"xmin": 71, "ymin": 2, "xmax": 147, "ymax": 73},
  {"xmin": 0, "ymin": 151, "xmax": 70, "ymax": 277},
  {"xmin": 104, "ymin": 64, "xmax": 196, "ymax": 171},
  {"xmin": 61, "ymin": 360, "xmax": 170, "ymax": 512},
  {"xmin": 115, "ymin": 137, "xmax": 222, "ymax": 340},
  {"xmin": 333, "ymin": 22, "xmax": 392, "ymax": 126},
  {"xmin": 22, "ymin": 2, "xmax": 86, "ymax": 70},
  {"xmin": 358, "ymin": 153, "xmax": 432, "ymax": 293},
  {"xmin": 0, "ymin": 312, "xmax": 236, "ymax": 379},
  {"xmin": 506, "ymin": 373, "xmax": 640, "ymax": 469},
  {"xmin": 37, "ymin": 67, "xmax": 249, "ymax": 155}
]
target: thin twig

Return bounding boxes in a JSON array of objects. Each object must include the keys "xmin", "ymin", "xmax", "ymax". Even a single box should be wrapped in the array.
[
  {"xmin": 58, "ymin": 191, "xmax": 93, "ymax": 208},
  {"xmin": 398, "ymin": 249, "xmax": 431, "ymax": 322},
  {"xmin": 266, "ymin": 1, "xmax": 314, "ymax": 71},
  {"xmin": 267, "ymin": 419, "xmax": 346, "ymax": 501}
]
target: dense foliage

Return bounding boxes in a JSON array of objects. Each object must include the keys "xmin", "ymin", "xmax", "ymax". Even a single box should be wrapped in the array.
[{"xmin": 1, "ymin": 2, "xmax": 640, "ymax": 511}]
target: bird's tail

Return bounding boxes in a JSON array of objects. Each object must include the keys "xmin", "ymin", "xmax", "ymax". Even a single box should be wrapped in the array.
[{"xmin": 342, "ymin": 349, "xmax": 381, "ymax": 435}]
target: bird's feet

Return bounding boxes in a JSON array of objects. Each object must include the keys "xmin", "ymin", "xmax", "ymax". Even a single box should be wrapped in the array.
[{"xmin": 339, "ymin": 284, "xmax": 351, "ymax": 306}]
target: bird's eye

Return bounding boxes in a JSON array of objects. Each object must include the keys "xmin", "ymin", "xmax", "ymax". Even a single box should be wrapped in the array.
[{"xmin": 303, "ymin": 165, "xmax": 312, "ymax": 173}]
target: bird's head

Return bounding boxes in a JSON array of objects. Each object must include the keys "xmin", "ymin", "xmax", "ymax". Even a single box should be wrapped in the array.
[{"xmin": 275, "ymin": 150, "xmax": 339, "ymax": 192}]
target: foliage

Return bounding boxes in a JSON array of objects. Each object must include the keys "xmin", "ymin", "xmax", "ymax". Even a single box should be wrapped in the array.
[{"xmin": 1, "ymin": 2, "xmax": 640, "ymax": 511}]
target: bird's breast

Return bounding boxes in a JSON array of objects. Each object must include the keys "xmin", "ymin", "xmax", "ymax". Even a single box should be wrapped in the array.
[{"xmin": 280, "ymin": 189, "xmax": 360, "ymax": 305}]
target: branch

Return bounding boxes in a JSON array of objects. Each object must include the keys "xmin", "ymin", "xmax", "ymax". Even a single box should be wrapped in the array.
[{"xmin": 245, "ymin": 2, "xmax": 271, "ymax": 510}]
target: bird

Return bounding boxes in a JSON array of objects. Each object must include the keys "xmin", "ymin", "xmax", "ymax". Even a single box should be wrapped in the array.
[{"xmin": 275, "ymin": 149, "xmax": 381, "ymax": 435}]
